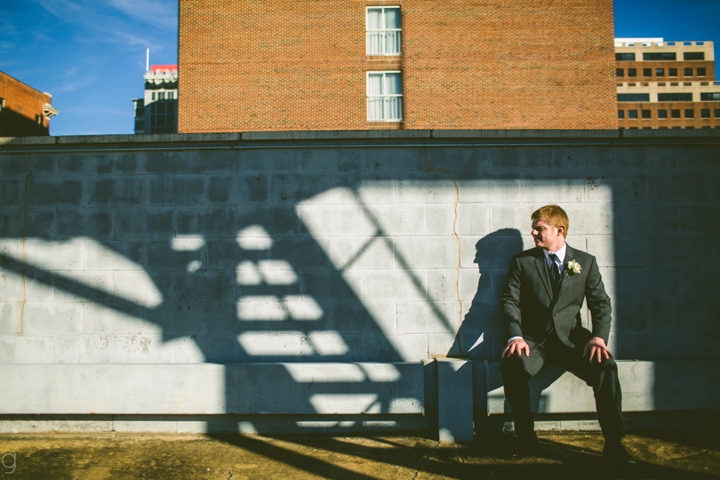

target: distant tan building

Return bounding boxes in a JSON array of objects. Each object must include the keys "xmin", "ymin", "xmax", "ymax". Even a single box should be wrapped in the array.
[
  {"xmin": 0, "ymin": 71, "xmax": 58, "ymax": 137},
  {"xmin": 615, "ymin": 39, "xmax": 719, "ymax": 129},
  {"xmin": 178, "ymin": 0, "xmax": 617, "ymax": 133}
]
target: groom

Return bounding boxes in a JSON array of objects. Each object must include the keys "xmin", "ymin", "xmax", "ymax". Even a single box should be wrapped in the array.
[{"xmin": 500, "ymin": 205, "xmax": 635, "ymax": 465}]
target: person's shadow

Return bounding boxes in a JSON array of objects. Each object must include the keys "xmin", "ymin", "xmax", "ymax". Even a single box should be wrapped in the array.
[{"xmin": 448, "ymin": 228, "xmax": 523, "ymax": 362}]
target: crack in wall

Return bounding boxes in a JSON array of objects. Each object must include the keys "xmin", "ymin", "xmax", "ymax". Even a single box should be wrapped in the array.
[
  {"xmin": 19, "ymin": 155, "xmax": 32, "ymax": 335},
  {"xmin": 423, "ymin": 148, "xmax": 462, "ymax": 351}
]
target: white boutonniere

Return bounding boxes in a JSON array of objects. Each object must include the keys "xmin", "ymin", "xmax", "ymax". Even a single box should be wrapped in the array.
[{"xmin": 565, "ymin": 260, "xmax": 582, "ymax": 277}]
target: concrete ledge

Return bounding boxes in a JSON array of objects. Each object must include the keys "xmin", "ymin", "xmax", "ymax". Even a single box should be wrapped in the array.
[
  {"xmin": 0, "ymin": 363, "xmax": 424, "ymax": 415},
  {"xmin": 437, "ymin": 359, "xmax": 473, "ymax": 443},
  {"xmin": 431, "ymin": 129, "xmax": 620, "ymax": 139},
  {"xmin": 482, "ymin": 360, "xmax": 720, "ymax": 415},
  {"xmin": 241, "ymin": 130, "xmax": 432, "ymax": 140}
]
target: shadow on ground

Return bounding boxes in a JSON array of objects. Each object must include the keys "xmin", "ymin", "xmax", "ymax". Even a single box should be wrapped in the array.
[{"xmin": 1, "ymin": 429, "xmax": 718, "ymax": 479}]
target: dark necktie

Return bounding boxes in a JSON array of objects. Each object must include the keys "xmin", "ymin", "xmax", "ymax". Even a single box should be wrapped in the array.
[{"xmin": 549, "ymin": 253, "xmax": 561, "ymax": 288}]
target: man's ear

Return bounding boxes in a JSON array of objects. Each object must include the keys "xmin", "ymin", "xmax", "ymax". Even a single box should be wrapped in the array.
[{"xmin": 556, "ymin": 225, "xmax": 566, "ymax": 237}]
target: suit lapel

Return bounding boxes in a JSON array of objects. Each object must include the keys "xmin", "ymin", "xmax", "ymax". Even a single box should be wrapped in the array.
[
  {"xmin": 534, "ymin": 249, "xmax": 553, "ymax": 300},
  {"xmin": 555, "ymin": 245, "xmax": 576, "ymax": 300}
]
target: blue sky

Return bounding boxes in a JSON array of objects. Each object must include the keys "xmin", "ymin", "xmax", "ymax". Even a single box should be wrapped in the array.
[{"xmin": 1, "ymin": 0, "xmax": 718, "ymax": 136}]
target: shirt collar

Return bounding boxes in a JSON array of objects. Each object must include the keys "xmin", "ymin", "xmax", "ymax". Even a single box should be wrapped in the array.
[{"xmin": 543, "ymin": 243, "xmax": 567, "ymax": 264}]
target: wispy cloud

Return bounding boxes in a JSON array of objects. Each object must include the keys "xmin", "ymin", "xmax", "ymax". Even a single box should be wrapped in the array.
[{"xmin": 29, "ymin": 0, "xmax": 176, "ymax": 51}]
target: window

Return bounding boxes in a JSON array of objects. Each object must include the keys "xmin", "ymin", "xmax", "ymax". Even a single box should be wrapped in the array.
[
  {"xmin": 684, "ymin": 109, "xmax": 694, "ymax": 118},
  {"xmin": 701, "ymin": 109, "xmax": 710, "ymax": 118},
  {"xmin": 158, "ymin": 92, "xmax": 166, "ymax": 100},
  {"xmin": 35, "ymin": 114, "xmax": 43, "ymax": 124},
  {"xmin": 17, "ymin": 106, "xmax": 22, "ymax": 114},
  {"xmin": 700, "ymin": 92, "xmax": 720, "ymax": 101},
  {"xmin": 671, "ymin": 109, "xmax": 681, "ymax": 119},
  {"xmin": 655, "ymin": 68, "xmax": 665, "ymax": 77},
  {"xmin": 0, "ymin": 97, "xmax": 4, "ymax": 112},
  {"xmin": 615, "ymin": 53, "xmax": 635, "ymax": 61},
  {"xmin": 628, "ymin": 110, "xmax": 638, "ymax": 119},
  {"xmin": 366, "ymin": 7, "xmax": 401, "ymax": 56},
  {"xmin": 642, "ymin": 110, "xmax": 651, "ymax": 119},
  {"xmin": 643, "ymin": 68, "xmax": 652, "ymax": 77},
  {"xmin": 166, "ymin": 91, "xmax": 174, "ymax": 100},
  {"xmin": 616, "ymin": 68, "xmax": 624, "ymax": 77},
  {"xmin": 684, "ymin": 67, "xmax": 693, "ymax": 76},
  {"xmin": 658, "ymin": 109, "xmax": 668, "ymax": 119},
  {"xmin": 618, "ymin": 110, "xmax": 624, "ymax": 119},
  {"xmin": 367, "ymin": 71, "xmax": 402, "ymax": 121},
  {"xmin": 643, "ymin": 52, "xmax": 676, "ymax": 61},
  {"xmin": 617, "ymin": 93, "xmax": 649, "ymax": 102},
  {"xmin": 684, "ymin": 52, "xmax": 705, "ymax": 60},
  {"xmin": 151, "ymin": 92, "xmax": 156, "ymax": 100},
  {"xmin": 715, "ymin": 109, "xmax": 720, "ymax": 118},
  {"xmin": 627, "ymin": 68, "xmax": 637, "ymax": 77},
  {"xmin": 658, "ymin": 93, "xmax": 693, "ymax": 101},
  {"xmin": 697, "ymin": 67, "xmax": 706, "ymax": 76},
  {"xmin": 669, "ymin": 68, "xmax": 677, "ymax": 77}
]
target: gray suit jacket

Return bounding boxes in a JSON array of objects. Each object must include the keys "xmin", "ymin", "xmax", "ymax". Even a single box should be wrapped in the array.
[{"xmin": 500, "ymin": 245, "xmax": 612, "ymax": 350}]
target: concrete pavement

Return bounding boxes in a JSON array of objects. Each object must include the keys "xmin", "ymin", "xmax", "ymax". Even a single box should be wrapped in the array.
[{"xmin": 1, "ymin": 429, "xmax": 719, "ymax": 479}]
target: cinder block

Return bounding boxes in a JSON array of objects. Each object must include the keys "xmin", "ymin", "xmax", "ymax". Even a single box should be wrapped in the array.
[
  {"xmin": 78, "ymin": 334, "xmax": 114, "ymax": 363},
  {"xmin": 0, "ymin": 304, "xmax": 20, "ymax": 334},
  {"xmin": 552, "ymin": 146, "xmax": 614, "ymax": 170},
  {"xmin": 82, "ymin": 303, "xmax": 162, "ymax": 335},
  {"xmin": 396, "ymin": 301, "xmax": 458, "ymax": 335},
  {"xmin": 0, "ymin": 179, "xmax": 23, "ymax": 206},
  {"xmin": 395, "ymin": 237, "xmax": 457, "ymax": 269},
  {"xmin": 395, "ymin": 176, "xmax": 456, "ymax": 204},
  {"xmin": 23, "ymin": 303, "xmax": 83, "ymax": 334},
  {"xmin": 297, "ymin": 204, "xmax": 371, "ymax": 237},
  {"xmin": 57, "ymin": 209, "xmax": 113, "ymax": 239},
  {"xmin": 28, "ymin": 178, "xmax": 83, "ymax": 207},
  {"xmin": 366, "ymin": 204, "xmax": 426, "ymax": 236},
  {"xmin": 148, "ymin": 176, "xmax": 205, "ymax": 206},
  {"xmin": 520, "ymin": 176, "xmax": 584, "ymax": 204},
  {"xmin": 57, "ymin": 152, "xmax": 114, "ymax": 175},
  {"xmin": 269, "ymin": 173, "xmax": 337, "ymax": 205},
  {"xmin": 356, "ymin": 178, "xmax": 396, "ymax": 204},
  {"xmin": 426, "ymin": 204, "xmax": 455, "ymax": 235},
  {"xmin": 492, "ymin": 147, "xmax": 553, "ymax": 170},
  {"xmin": 329, "ymin": 237, "xmax": 396, "ymax": 270},
  {"xmin": 208, "ymin": 176, "xmax": 238, "ymax": 205},
  {"xmin": 456, "ymin": 178, "xmax": 522, "ymax": 204},
  {"xmin": 437, "ymin": 358, "xmax": 473, "ymax": 443},
  {"xmin": 363, "ymin": 148, "xmax": 425, "ymax": 173},
  {"xmin": 0, "ymin": 335, "xmax": 54, "ymax": 363},
  {"xmin": 87, "ymin": 178, "xmax": 146, "ymax": 206},
  {"xmin": 363, "ymin": 269, "xmax": 427, "ymax": 302},
  {"xmin": 456, "ymin": 203, "xmax": 489, "ymax": 236},
  {"xmin": 241, "ymin": 149, "xmax": 299, "ymax": 172},
  {"xmin": 176, "ymin": 207, "xmax": 238, "ymax": 237},
  {"xmin": 427, "ymin": 268, "xmax": 480, "ymax": 302},
  {"xmin": 111, "ymin": 334, "xmax": 175, "ymax": 363},
  {"xmin": 615, "ymin": 146, "xmax": 676, "ymax": 169}
]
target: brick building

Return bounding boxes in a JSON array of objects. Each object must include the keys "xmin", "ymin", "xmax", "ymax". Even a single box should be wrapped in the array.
[
  {"xmin": 178, "ymin": 0, "xmax": 617, "ymax": 133},
  {"xmin": 132, "ymin": 64, "xmax": 178, "ymax": 134},
  {"xmin": 615, "ymin": 39, "xmax": 719, "ymax": 130},
  {"xmin": 0, "ymin": 71, "xmax": 58, "ymax": 137}
]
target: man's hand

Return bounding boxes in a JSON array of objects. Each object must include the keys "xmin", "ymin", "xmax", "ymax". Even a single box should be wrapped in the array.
[
  {"xmin": 583, "ymin": 336, "xmax": 614, "ymax": 363},
  {"xmin": 502, "ymin": 337, "xmax": 530, "ymax": 358}
]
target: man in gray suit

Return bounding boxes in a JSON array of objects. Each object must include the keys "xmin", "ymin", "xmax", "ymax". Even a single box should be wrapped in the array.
[{"xmin": 500, "ymin": 205, "xmax": 635, "ymax": 465}]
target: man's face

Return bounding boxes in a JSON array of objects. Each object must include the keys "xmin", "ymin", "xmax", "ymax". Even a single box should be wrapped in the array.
[{"xmin": 531, "ymin": 218, "xmax": 565, "ymax": 251}]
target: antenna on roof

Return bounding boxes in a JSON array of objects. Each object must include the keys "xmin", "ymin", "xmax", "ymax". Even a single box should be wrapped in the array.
[{"xmin": 146, "ymin": 48, "xmax": 150, "ymax": 72}]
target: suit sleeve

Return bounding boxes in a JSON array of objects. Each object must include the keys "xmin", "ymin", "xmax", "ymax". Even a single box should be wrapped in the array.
[
  {"xmin": 500, "ymin": 255, "xmax": 524, "ymax": 339},
  {"xmin": 584, "ymin": 256, "xmax": 612, "ymax": 343}
]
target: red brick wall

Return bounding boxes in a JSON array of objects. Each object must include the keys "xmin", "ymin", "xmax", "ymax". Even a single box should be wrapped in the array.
[
  {"xmin": 179, "ymin": 0, "xmax": 617, "ymax": 132},
  {"xmin": 0, "ymin": 71, "xmax": 52, "ymax": 136}
]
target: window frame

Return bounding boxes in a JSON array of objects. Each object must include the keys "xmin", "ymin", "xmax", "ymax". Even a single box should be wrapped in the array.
[
  {"xmin": 366, "ymin": 6, "xmax": 402, "ymax": 56},
  {"xmin": 366, "ymin": 71, "xmax": 403, "ymax": 122}
]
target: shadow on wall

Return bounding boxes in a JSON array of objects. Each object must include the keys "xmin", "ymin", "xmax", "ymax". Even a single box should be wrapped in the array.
[{"xmin": 448, "ymin": 228, "xmax": 523, "ymax": 362}]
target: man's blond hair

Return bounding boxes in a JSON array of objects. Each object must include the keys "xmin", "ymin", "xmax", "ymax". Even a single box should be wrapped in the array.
[{"xmin": 531, "ymin": 204, "xmax": 569, "ymax": 238}]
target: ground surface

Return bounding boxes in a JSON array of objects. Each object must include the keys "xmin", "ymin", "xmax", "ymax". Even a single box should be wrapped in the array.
[{"xmin": 0, "ymin": 429, "xmax": 718, "ymax": 479}]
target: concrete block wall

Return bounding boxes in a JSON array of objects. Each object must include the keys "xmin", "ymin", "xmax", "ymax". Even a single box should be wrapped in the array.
[{"xmin": 1, "ymin": 130, "xmax": 718, "ymax": 432}]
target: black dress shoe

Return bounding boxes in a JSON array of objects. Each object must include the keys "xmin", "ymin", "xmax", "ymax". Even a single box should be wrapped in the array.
[
  {"xmin": 507, "ymin": 435, "xmax": 539, "ymax": 460},
  {"xmin": 603, "ymin": 442, "xmax": 638, "ymax": 466}
]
